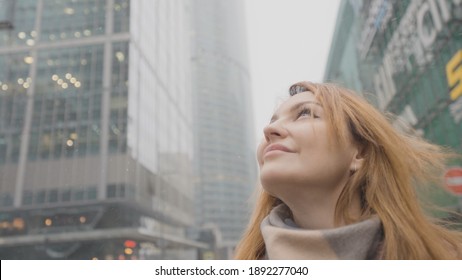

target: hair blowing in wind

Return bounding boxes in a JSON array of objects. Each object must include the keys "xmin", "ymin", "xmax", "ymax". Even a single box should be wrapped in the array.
[{"xmin": 235, "ymin": 82, "xmax": 462, "ymax": 260}]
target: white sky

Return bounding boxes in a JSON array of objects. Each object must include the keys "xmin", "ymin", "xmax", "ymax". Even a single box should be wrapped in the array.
[{"xmin": 245, "ymin": 0, "xmax": 341, "ymax": 145}]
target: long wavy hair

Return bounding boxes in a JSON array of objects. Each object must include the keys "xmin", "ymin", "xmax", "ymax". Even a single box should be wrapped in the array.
[{"xmin": 235, "ymin": 82, "xmax": 462, "ymax": 260}]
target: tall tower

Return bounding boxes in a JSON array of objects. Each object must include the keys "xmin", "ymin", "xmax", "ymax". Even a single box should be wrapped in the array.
[
  {"xmin": 0, "ymin": 0, "xmax": 202, "ymax": 259},
  {"xmin": 191, "ymin": 0, "xmax": 257, "ymax": 251}
]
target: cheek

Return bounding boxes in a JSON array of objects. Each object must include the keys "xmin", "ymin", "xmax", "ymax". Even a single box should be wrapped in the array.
[
  {"xmin": 299, "ymin": 141, "xmax": 354, "ymax": 178},
  {"xmin": 256, "ymin": 140, "xmax": 266, "ymax": 166}
]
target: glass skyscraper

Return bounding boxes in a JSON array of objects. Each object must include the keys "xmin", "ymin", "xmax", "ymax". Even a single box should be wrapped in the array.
[
  {"xmin": 0, "ymin": 0, "xmax": 202, "ymax": 259},
  {"xmin": 191, "ymin": 0, "xmax": 257, "ymax": 253}
]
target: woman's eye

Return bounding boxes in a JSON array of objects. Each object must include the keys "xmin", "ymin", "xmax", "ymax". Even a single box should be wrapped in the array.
[{"xmin": 297, "ymin": 107, "xmax": 318, "ymax": 119}]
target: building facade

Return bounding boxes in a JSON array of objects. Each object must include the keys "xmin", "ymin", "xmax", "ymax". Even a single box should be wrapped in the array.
[
  {"xmin": 325, "ymin": 0, "xmax": 462, "ymax": 210},
  {"xmin": 324, "ymin": 0, "xmax": 364, "ymax": 93},
  {"xmin": 191, "ymin": 0, "xmax": 256, "ymax": 251},
  {"xmin": 0, "ymin": 0, "xmax": 203, "ymax": 259}
]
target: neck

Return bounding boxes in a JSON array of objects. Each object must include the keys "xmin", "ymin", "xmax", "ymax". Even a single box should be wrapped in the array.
[
  {"xmin": 276, "ymin": 179, "xmax": 361, "ymax": 230},
  {"xmin": 283, "ymin": 189, "xmax": 339, "ymax": 229}
]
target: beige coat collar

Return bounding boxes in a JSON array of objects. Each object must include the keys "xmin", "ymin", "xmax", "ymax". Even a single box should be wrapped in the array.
[{"xmin": 261, "ymin": 204, "xmax": 383, "ymax": 259}]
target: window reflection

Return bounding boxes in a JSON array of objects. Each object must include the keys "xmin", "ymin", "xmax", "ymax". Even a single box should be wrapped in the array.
[
  {"xmin": 0, "ymin": 0, "xmax": 36, "ymax": 47},
  {"xmin": 41, "ymin": 0, "xmax": 106, "ymax": 42},
  {"xmin": 31, "ymin": 45, "xmax": 104, "ymax": 160}
]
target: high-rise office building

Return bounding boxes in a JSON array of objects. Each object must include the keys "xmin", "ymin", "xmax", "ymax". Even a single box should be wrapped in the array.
[
  {"xmin": 0, "ymin": 0, "xmax": 203, "ymax": 259},
  {"xmin": 191, "ymin": 0, "xmax": 256, "ymax": 251},
  {"xmin": 324, "ymin": 0, "xmax": 363, "ymax": 93},
  {"xmin": 325, "ymin": 0, "xmax": 462, "ymax": 210}
]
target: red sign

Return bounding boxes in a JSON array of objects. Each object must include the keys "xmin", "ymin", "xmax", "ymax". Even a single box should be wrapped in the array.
[
  {"xmin": 444, "ymin": 167, "xmax": 462, "ymax": 195},
  {"xmin": 124, "ymin": 240, "xmax": 137, "ymax": 248}
]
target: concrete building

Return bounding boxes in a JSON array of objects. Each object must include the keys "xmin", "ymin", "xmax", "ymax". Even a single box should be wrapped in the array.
[
  {"xmin": 0, "ymin": 0, "xmax": 204, "ymax": 259},
  {"xmin": 325, "ymin": 0, "xmax": 462, "ymax": 210},
  {"xmin": 191, "ymin": 0, "xmax": 256, "ymax": 253}
]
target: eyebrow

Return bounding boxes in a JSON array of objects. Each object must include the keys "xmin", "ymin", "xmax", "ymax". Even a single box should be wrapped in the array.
[{"xmin": 270, "ymin": 101, "xmax": 322, "ymax": 123}]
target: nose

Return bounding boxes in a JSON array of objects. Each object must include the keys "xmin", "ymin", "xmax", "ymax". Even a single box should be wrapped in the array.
[{"xmin": 263, "ymin": 119, "xmax": 288, "ymax": 142}]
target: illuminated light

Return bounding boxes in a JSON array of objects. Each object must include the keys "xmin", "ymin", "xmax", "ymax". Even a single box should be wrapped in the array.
[
  {"xmin": 124, "ymin": 240, "xmax": 137, "ymax": 248},
  {"xmin": 12, "ymin": 218, "xmax": 25, "ymax": 230},
  {"xmin": 57, "ymin": 79, "xmax": 63, "ymax": 85},
  {"xmin": 66, "ymin": 139, "xmax": 74, "ymax": 146},
  {"xmin": 1, "ymin": 84, "xmax": 8, "ymax": 90},
  {"xmin": 74, "ymin": 31, "xmax": 81, "ymax": 38},
  {"xmin": 62, "ymin": 83, "xmax": 68, "ymax": 89},
  {"xmin": 79, "ymin": 216, "xmax": 86, "ymax": 223},
  {"xmin": 74, "ymin": 81, "xmax": 81, "ymax": 88},
  {"xmin": 115, "ymin": 51, "xmax": 125, "ymax": 62},
  {"xmin": 52, "ymin": 75, "xmax": 59, "ymax": 81},
  {"xmin": 23, "ymin": 83, "xmax": 30, "ymax": 89},
  {"xmin": 70, "ymin": 132, "xmax": 78, "ymax": 140},
  {"xmin": 49, "ymin": 34, "xmax": 56, "ymax": 40},
  {"xmin": 70, "ymin": 77, "xmax": 77, "ymax": 84},
  {"xmin": 17, "ymin": 78, "xmax": 24, "ymax": 85},
  {"xmin": 24, "ymin": 56, "xmax": 34, "ymax": 64},
  {"xmin": 124, "ymin": 248, "xmax": 133, "ymax": 255},
  {"xmin": 44, "ymin": 218, "xmax": 52, "ymax": 226},
  {"xmin": 26, "ymin": 39, "xmax": 35, "ymax": 46},
  {"xmin": 64, "ymin": 7, "xmax": 75, "ymax": 15},
  {"xmin": 91, "ymin": 257, "xmax": 98, "ymax": 260},
  {"xmin": 30, "ymin": 30, "xmax": 37, "ymax": 38},
  {"xmin": 83, "ymin": 29, "xmax": 91, "ymax": 36},
  {"xmin": 18, "ymin": 32, "xmax": 26, "ymax": 39},
  {"xmin": 65, "ymin": 73, "xmax": 72, "ymax": 79}
]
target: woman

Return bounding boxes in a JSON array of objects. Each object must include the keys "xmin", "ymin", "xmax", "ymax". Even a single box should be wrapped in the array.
[{"xmin": 235, "ymin": 82, "xmax": 462, "ymax": 259}]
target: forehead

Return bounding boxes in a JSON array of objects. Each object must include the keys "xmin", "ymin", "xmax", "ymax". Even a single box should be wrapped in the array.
[{"xmin": 276, "ymin": 91, "xmax": 319, "ymax": 112}]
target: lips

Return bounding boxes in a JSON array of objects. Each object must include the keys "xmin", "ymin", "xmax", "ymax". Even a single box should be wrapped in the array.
[{"xmin": 263, "ymin": 143, "xmax": 294, "ymax": 157}]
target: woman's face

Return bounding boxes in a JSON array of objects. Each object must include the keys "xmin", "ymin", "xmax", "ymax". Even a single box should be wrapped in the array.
[{"xmin": 257, "ymin": 91, "xmax": 358, "ymax": 196}]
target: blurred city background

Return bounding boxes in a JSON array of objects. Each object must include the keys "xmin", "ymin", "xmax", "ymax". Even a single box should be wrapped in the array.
[{"xmin": 0, "ymin": 0, "xmax": 461, "ymax": 259}]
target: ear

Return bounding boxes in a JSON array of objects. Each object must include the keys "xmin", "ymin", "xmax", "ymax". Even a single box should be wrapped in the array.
[{"xmin": 350, "ymin": 147, "xmax": 365, "ymax": 173}]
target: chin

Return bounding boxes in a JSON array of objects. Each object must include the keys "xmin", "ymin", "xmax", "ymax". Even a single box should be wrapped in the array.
[{"xmin": 260, "ymin": 169, "xmax": 295, "ymax": 191}]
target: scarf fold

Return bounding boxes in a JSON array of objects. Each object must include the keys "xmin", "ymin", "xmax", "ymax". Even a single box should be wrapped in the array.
[{"xmin": 261, "ymin": 204, "xmax": 383, "ymax": 259}]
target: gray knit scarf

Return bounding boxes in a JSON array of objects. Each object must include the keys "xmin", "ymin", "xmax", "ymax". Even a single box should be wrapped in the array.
[{"xmin": 261, "ymin": 204, "xmax": 383, "ymax": 259}]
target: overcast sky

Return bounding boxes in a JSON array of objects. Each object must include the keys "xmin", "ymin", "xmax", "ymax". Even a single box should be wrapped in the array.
[{"xmin": 245, "ymin": 0, "xmax": 341, "ymax": 145}]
